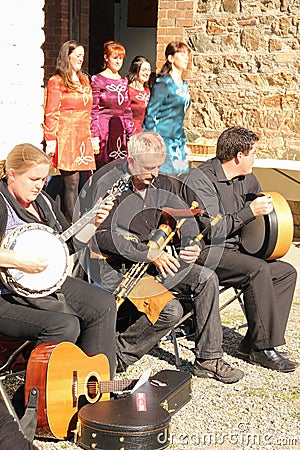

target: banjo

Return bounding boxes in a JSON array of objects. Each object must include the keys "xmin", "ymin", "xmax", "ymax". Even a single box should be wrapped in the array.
[
  {"xmin": 240, "ymin": 192, "xmax": 293, "ymax": 260},
  {"xmin": 0, "ymin": 175, "xmax": 130, "ymax": 298}
]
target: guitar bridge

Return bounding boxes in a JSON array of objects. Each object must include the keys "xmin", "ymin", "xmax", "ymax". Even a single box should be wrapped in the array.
[{"xmin": 72, "ymin": 371, "xmax": 78, "ymax": 408}]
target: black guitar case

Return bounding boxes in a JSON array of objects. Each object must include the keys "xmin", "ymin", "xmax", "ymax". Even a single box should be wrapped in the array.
[{"xmin": 76, "ymin": 369, "xmax": 192, "ymax": 450}]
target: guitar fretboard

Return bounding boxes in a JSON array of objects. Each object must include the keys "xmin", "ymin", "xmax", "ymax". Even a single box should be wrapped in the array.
[{"xmin": 99, "ymin": 379, "xmax": 137, "ymax": 393}]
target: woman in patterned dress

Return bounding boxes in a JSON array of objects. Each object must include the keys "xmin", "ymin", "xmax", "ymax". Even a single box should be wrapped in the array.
[
  {"xmin": 90, "ymin": 41, "xmax": 135, "ymax": 169},
  {"xmin": 127, "ymin": 55, "xmax": 151, "ymax": 134},
  {"xmin": 44, "ymin": 40, "xmax": 97, "ymax": 223},
  {"xmin": 143, "ymin": 42, "xmax": 191, "ymax": 178}
]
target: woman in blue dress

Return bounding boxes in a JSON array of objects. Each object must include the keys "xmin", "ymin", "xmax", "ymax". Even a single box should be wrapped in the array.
[{"xmin": 143, "ymin": 41, "xmax": 191, "ymax": 177}]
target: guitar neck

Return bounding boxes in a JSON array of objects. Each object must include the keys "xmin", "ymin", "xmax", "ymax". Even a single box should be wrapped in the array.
[{"xmin": 99, "ymin": 378, "xmax": 136, "ymax": 393}]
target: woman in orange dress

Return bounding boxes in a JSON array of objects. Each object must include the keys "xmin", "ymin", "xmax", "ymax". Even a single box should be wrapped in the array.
[{"xmin": 44, "ymin": 40, "xmax": 97, "ymax": 223}]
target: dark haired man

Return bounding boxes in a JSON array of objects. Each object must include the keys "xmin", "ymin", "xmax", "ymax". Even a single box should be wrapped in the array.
[{"xmin": 182, "ymin": 126, "xmax": 298, "ymax": 373}]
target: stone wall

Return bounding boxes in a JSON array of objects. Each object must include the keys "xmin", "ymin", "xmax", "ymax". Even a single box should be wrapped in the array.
[{"xmin": 157, "ymin": 0, "xmax": 300, "ymax": 160}]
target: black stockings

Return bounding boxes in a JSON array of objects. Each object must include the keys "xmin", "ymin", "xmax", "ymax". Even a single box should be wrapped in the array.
[{"xmin": 60, "ymin": 170, "xmax": 80, "ymax": 223}]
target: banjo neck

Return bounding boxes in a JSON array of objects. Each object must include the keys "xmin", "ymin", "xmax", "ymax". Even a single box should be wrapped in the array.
[{"xmin": 60, "ymin": 175, "xmax": 131, "ymax": 243}]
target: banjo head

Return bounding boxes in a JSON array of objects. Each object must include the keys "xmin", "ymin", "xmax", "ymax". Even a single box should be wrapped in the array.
[{"xmin": 1, "ymin": 224, "xmax": 70, "ymax": 297}]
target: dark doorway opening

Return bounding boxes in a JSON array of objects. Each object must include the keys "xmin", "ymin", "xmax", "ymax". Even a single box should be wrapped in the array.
[{"xmin": 89, "ymin": 0, "xmax": 116, "ymax": 76}]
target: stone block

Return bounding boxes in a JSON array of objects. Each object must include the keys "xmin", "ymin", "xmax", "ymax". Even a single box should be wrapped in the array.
[
  {"xmin": 222, "ymin": 0, "xmax": 240, "ymax": 13},
  {"xmin": 207, "ymin": 20, "xmax": 226, "ymax": 34},
  {"xmin": 241, "ymin": 28, "xmax": 266, "ymax": 51},
  {"xmin": 274, "ymin": 52, "xmax": 295, "ymax": 62},
  {"xmin": 269, "ymin": 38, "xmax": 283, "ymax": 52}
]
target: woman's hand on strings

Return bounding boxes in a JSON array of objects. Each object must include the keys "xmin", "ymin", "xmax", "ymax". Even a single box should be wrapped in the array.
[{"xmin": 14, "ymin": 253, "xmax": 48, "ymax": 274}]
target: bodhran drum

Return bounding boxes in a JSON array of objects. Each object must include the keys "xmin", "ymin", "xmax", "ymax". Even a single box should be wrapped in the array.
[{"xmin": 240, "ymin": 192, "xmax": 293, "ymax": 260}]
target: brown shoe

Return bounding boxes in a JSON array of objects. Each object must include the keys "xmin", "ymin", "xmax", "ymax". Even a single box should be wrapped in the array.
[{"xmin": 193, "ymin": 358, "xmax": 244, "ymax": 383}]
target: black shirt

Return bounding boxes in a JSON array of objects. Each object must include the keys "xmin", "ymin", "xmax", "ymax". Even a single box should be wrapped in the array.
[
  {"xmin": 182, "ymin": 157, "xmax": 261, "ymax": 248},
  {"xmin": 85, "ymin": 160, "xmax": 198, "ymax": 267}
]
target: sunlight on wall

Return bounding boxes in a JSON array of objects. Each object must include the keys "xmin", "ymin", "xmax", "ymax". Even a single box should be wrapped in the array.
[{"xmin": 0, "ymin": 1, "xmax": 45, "ymax": 159}]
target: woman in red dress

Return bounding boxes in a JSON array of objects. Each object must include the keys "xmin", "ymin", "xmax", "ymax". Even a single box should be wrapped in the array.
[
  {"xmin": 127, "ymin": 56, "xmax": 152, "ymax": 134},
  {"xmin": 44, "ymin": 40, "xmax": 97, "ymax": 223}
]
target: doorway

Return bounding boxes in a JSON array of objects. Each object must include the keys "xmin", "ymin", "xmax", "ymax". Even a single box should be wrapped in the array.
[{"xmin": 89, "ymin": 0, "xmax": 157, "ymax": 76}]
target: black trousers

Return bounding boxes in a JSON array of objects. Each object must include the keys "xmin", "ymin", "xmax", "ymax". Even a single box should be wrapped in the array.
[
  {"xmin": 199, "ymin": 247, "xmax": 297, "ymax": 350},
  {"xmin": 0, "ymin": 277, "xmax": 116, "ymax": 378},
  {"xmin": 115, "ymin": 264, "xmax": 223, "ymax": 365}
]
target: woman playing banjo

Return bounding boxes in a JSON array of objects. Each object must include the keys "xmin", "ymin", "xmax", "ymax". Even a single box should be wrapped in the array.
[{"xmin": 0, "ymin": 143, "xmax": 116, "ymax": 378}]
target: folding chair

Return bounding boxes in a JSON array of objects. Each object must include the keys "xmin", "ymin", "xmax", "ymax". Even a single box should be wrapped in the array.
[
  {"xmin": 168, "ymin": 286, "xmax": 247, "ymax": 368},
  {"xmin": 219, "ymin": 286, "xmax": 245, "ymax": 316},
  {"xmin": 0, "ymin": 336, "xmax": 39, "ymax": 442},
  {"xmin": 168, "ymin": 294, "xmax": 195, "ymax": 368}
]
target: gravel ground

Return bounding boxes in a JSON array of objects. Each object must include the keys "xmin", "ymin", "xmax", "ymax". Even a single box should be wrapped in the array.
[{"xmin": 3, "ymin": 244, "xmax": 300, "ymax": 450}]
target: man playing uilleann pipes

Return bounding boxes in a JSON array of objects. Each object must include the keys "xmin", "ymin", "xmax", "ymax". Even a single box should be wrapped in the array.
[{"xmin": 84, "ymin": 131, "xmax": 244, "ymax": 383}]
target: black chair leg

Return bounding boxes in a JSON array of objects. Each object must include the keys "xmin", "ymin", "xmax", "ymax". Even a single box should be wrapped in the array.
[
  {"xmin": 0, "ymin": 339, "xmax": 38, "ymax": 442},
  {"xmin": 170, "ymin": 328, "xmax": 182, "ymax": 368},
  {"xmin": 0, "ymin": 379, "xmax": 23, "ymax": 428}
]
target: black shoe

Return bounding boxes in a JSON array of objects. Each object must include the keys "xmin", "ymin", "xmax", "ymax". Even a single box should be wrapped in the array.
[
  {"xmin": 238, "ymin": 340, "xmax": 291, "ymax": 359},
  {"xmin": 193, "ymin": 358, "xmax": 244, "ymax": 384},
  {"xmin": 237, "ymin": 339, "xmax": 252, "ymax": 359},
  {"xmin": 249, "ymin": 349, "xmax": 299, "ymax": 373}
]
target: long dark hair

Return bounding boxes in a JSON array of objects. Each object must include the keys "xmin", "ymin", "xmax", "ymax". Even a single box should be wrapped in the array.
[
  {"xmin": 55, "ymin": 40, "xmax": 89, "ymax": 90},
  {"xmin": 127, "ymin": 55, "xmax": 151, "ymax": 85},
  {"xmin": 159, "ymin": 41, "xmax": 190, "ymax": 76}
]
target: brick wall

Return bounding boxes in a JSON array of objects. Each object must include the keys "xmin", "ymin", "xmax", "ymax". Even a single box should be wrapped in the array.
[
  {"xmin": 43, "ymin": 0, "xmax": 69, "ymax": 84},
  {"xmin": 43, "ymin": 0, "xmax": 90, "ymax": 84},
  {"xmin": 157, "ymin": 0, "xmax": 194, "ymax": 71}
]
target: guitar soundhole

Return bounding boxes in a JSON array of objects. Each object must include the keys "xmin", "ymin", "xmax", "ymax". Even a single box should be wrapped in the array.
[{"xmin": 86, "ymin": 375, "xmax": 100, "ymax": 402}]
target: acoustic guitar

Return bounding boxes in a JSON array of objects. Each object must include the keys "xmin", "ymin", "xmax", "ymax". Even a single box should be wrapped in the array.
[{"xmin": 25, "ymin": 342, "xmax": 135, "ymax": 440}]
